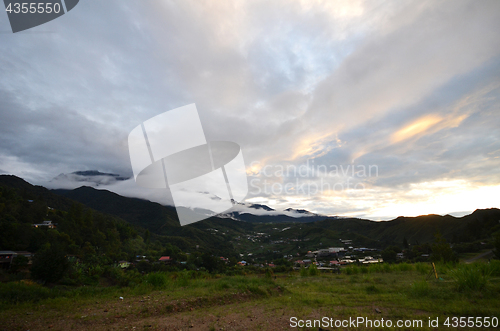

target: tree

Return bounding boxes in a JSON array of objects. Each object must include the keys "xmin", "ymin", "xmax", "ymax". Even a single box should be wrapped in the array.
[
  {"xmin": 10, "ymin": 255, "xmax": 29, "ymax": 273},
  {"xmin": 31, "ymin": 244, "xmax": 69, "ymax": 283},
  {"xmin": 431, "ymin": 233, "xmax": 457, "ymax": 263},
  {"xmin": 381, "ymin": 246, "xmax": 400, "ymax": 263},
  {"xmin": 494, "ymin": 232, "xmax": 500, "ymax": 259}
]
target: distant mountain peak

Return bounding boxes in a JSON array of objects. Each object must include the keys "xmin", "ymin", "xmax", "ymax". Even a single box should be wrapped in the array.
[
  {"xmin": 248, "ymin": 204, "xmax": 275, "ymax": 211},
  {"xmin": 49, "ymin": 170, "xmax": 130, "ymax": 189},
  {"xmin": 72, "ymin": 170, "xmax": 123, "ymax": 178},
  {"xmin": 284, "ymin": 208, "xmax": 317, "ymax": 216}
]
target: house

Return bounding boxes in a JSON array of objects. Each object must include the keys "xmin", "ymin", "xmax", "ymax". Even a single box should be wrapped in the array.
[
  {"xmin": 118, "ymin": 261, "xmax": 131, "ymax": 268},
  {"xmin": 15, "ymin": 251, "xmax": 33, "ymax": 264},
  {"xmin": 0, "ymin": 251, "xmax": 16, "ymax": 269},
  {"xmin": 317, "ymin": 249, "xmax": 331, "ymax": 257},
  {"xmin": 159, "ymin": 256, "xmax": 172, "ymax": 264},
  {"xmin": 0, "ymin": 251, "xmax": 33, "ymax": 269},
  {"xmin": 135, "ymin": 255, "xmax": 149, "ymax": 263},
  {"xmin": 32, "ymin": 220, "xmax": 56, "ymax": 229}
]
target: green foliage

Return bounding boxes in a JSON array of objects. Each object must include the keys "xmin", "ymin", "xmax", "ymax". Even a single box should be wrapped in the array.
[
  {"xmin": 396, "ymin": 262, "xmax": 413, "ymax": 272},
  {"xmin": 104, "ymin": 268, "xmax": 143, "ymax": 287},
  {"xmin": 431, "ymin": 233, "xmax": 458, "ymax": 263},
  {"xmin": 451, "ymin": 264, "xmax": 490, "ymax": 291},
  {"xmin": 381, "ymin": 246, "xmax": 400, "ymax": 263},
  {"xmin": 365, "ymin": 284, "xmax": 380, "ymax": 293},
  {"xmin": 487, "ymin": 259, "xmax": 500, "ymax": 276},
  {"xmin": 0, "ymin": 281, "xmax": 53, "ymax": 304},
  {"xmin": 344, "ymin": 265, "xmax": 360, "ymax": 275},
  {"xmin": 30, "ymin": 244, "xmax": 69, "ymax": 283},
  {"xmin": 273, "ymin": 258, "xmax": 292, "ymax": 267},
  {"xmin": 308, "ymin": 263, "xmax": 320, "ymax": 276},
  {"xmin": 264, "ymin": 267, "xmax": 274, "ymax": 279},
  {"xmin": 146, "ymin": 272, "xmax": 169, "ymax": 289},
  {"xmin": 10, "ymin": 255, "xmax": 29, "ymax": 273},
  {"xmin": 409, "ymin": 279, "xmax": 430, "ymax": 297},
  {"xmin": 175, "ymin": 270, "xmax": 191, "ymax": 287},
  {"xmin": 415, "ymin": 262, "xmax": 430, "ymax": 275},
  {"xmin": 494, "ymin": 233, "xmax": 500, "ymax": 259},
  {"xmin": 298, "ymin": 264, "xmax": 320, "ymax": 277}
]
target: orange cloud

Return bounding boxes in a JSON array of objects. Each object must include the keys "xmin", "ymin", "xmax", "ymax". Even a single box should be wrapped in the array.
[{"xmin": 391, "ymin": 114, "xmax": 442, "ymax": 143}]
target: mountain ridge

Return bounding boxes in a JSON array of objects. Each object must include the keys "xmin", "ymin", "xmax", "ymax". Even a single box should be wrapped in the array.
[{"xmin": 1, "ymin": 174, "xmax": 499, "ymax": 250}]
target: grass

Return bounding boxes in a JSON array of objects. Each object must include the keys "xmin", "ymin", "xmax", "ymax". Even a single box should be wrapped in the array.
[
  {"xmin": 1, "ymin": 262, "xmax": 500, "ymax": 330},
  {"xmin": 409, "ymin": 279, "xmax": 430, "ymax": 297},
  {"xmin": 451, "ymin": 263, "xmax": 490, "ymax": 291}
]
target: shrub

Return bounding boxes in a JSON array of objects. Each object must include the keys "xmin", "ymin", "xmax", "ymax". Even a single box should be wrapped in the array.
[
  {"xmin": 0, "ymin": 282, "xmax": 53, "ymax": 304},
  {"xmin": 431, "ymin": 233, "xmax": 458, "ymax": 263},
  {"xmin": 265, "ymin": 268, "xmax": 274, "ymax": 279},
  {"xmin": 104, "ymin": 267, "xmax": 142, "ymax": 287},
  {"xmin": 415, "ymin": 263, "xmax": 430, "ymax": 275},
  {"xmin": 397, "ymin": 263, "xmax": 413, "ymax": 272},
  {"xmin": 30, "ymin": 244, "xmax": 69, "ymax": 283},
  {"xmin": 10, "ymin": 255, "xmax": 29, "ymax": 273},
  {"xmin": 308, "ymin": 264, "xmax": 320, "ymax": 276},
  {"xmin": 146, "ymin": 272, "xmax": 169, "ymax": 289},
  {"xmin": 452, "ymin": 264, "xmax": 490, "ymax": 291},
  {"xmin": 381, "ymin": 246, "xmax": 400, "ymax": 263},
  {"xmin": 344, "ymin": 266, "xmax": 359, "ymax": 275},
  {"xmin": 176, "ymin": 270, "xmax": 190, "ymax": 287},
  {"xmin": 488, "ymin": 260, "xmax": 500, "ymax": 276}
]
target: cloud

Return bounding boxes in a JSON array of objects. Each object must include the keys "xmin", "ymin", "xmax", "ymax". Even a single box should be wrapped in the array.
[{"xmin": 0, "ymin": 0, "xmax": 499, "ymax": 219}]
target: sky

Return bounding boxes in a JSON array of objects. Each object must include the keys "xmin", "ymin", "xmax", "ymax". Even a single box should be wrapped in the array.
[{"xmin": 0, "ymin": 0, "xmax": 499, "ymax": 220}]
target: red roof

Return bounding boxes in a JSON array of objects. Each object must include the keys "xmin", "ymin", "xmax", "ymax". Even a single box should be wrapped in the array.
[{"xmin": 159, "ymin": 256, "xmax": 171, "ymax": 261}]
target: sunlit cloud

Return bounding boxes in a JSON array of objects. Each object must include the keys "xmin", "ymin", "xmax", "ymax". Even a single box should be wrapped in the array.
[
  {"xmin": 392, "ymin": 114, "xmax": 443, "ymax": 143},
  {"xmin": 0, "ymin": 0, "xmax": 499, "ymax": 220}
]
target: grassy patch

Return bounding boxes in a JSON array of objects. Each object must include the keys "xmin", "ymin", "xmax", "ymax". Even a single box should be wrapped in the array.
[
  {"xmin": 451, "ymin": 263, "xmax": 490, "ymax": 291},
  {"xmin": 1, "ymin": 263, "xmax": 500, "ymax": 330}
]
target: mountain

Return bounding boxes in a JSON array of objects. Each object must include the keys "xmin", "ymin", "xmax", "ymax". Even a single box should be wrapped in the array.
[
  {"xmin": 48, "ymin": 180, "xmax": 500, "ymax": 246},
  {"xmin": 222, "ymin": 202, "xmax": 328, "ymax": 224},
  {"xmin": 284, "ymin": 208, "xmax": 319, "ymax": 216},
  {"xmin": 51, "ymin": 186, "xmax": 236, "ymax": 253},
  {"xmin": 50, "ymin": 181, "xmax": 500, "ymax": 246},
  {"xmin": 49, "ymin": 170, "xmax": 129, "ymax": 189},
  {"xmin": 53, "ymin": 186, "xmax": 180, "ymax": 231},
  {"xmin": 0, "ymin": 175, "xmax": 235, "ymax": 255},
  {"xmin": 248, "ymin": 204, "xmax": 275, "ymax": 211},
  {"xmin": 2, "ymin": 174, "xmax": 499, "ymax": 258}
]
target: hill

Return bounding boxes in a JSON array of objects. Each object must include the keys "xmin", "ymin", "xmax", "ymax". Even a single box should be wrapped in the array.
[
  {"xmin": 2, "ymin": 174, "xmax": 499, "ymax": 263},
  {"xmin": 49, "ymin": 178, "xmax": 500, "ymax": 249},
  {"xmin": 0, "ymin": 175, "xmax": 236, "ymax": 257}
]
